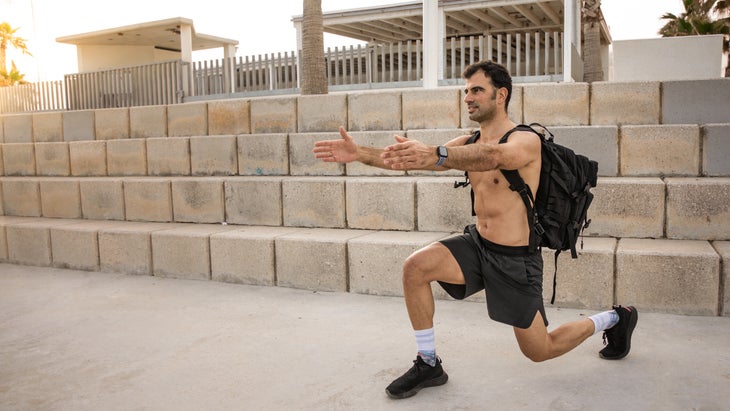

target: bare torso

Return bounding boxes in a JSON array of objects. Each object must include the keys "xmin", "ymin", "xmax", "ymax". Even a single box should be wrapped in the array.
[{"xmin": 463, "ymin": 132, "xmax": 541, "ymax": 247}]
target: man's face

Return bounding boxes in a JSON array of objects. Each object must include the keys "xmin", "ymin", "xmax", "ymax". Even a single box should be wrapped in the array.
[{"xmin": 463, "ymin": 70, "xmax": 500, "ymax": 123}]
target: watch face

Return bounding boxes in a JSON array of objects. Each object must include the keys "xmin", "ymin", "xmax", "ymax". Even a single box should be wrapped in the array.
[{"xmin": 438, "ymin": 146, "xmax": 448, "ymax": 157}]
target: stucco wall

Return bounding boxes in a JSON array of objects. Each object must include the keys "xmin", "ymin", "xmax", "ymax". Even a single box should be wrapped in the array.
[{"xmin": 611, "ymin": 35, "xmax": 725, "ymax": 82}]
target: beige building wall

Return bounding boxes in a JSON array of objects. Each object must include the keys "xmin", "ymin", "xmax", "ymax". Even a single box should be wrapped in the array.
[
  {"xmin": 76, "ymin": 45, "xmax": 180, "ymax": 72},
  {"xmin": 612, "ymin": 35, "xmax": 725, "ymax": 82}
]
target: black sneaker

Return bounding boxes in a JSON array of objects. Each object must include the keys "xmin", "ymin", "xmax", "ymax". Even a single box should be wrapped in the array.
[
  {"xmin": 599, "ymin": 305, "xmax": 638, "ymax": 360},
  {"xmin": 385, "ymin": 356, "xmax": 448, "ymax": 399}
]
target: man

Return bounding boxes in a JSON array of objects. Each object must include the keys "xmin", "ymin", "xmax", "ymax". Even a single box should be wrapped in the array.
[{"xmin": 312, "ymin": 60, "xmax": 638, "ymax": 399}]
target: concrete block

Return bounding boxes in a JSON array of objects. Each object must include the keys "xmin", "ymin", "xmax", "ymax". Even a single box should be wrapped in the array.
[
  {"xmin": 1, "ymin": 179, "xmax": 41, "ymax": 216},
  {"xmin": 297, "ymin": 94, "xmax": 347, "ymax": 133},
  {"xmin": 32, "ymin": 112, "xmax": 64, "ymax": 142},
  {"xmin": 703, "ymin": 124, "xmax": 730, "ymax": 176},
  {"xmin": 403, "ymin": 129, "xmax": 468, "ymax": 177},
  {"xmin": 250, "ymin": 96, "xmax": 297, "ymax": 134},
  {"xmin": 0, "ymin": 216, "xmax": 41, "ymax": 263},
  {"xmin": 346, "ymin": 177, "xmax": 416, "ymax": 230},
  {"xmin": 551, "ymin": 126, "xmax": 618, "ymax": 177},
  {"xmin": 712, "ymin": 241, "xmax": 730, "ymax": 316},
  {"xmin": 123, "ymin": 178, "xmax": 172, "ymax": 222},
  {"xmin": 666, "ymin": 178, "xmax": 730, "ymax": 240},
  {"xmin": 347, "ymin": 91, "xmax": 402, "ymax": 131},
  {"xmin": 282, "ymin": 177, "xmax": 345, "ymax": 228},
  {"xmin": 237, "ymin": 134, "xmax": 289, "ymax": 176},
  {"xmin": 34, "ymin": 142, "xmax": 70, "ymax": 176},
  {"xmin": 541, "ymin": 237, "xmax": 616, "ymax": 310},
  {"xmin": 208, "ymin": 99, "xmax": 250, "ymax": 135},
  {"xmin": 663, "ymin": 79, "xmax": 730, "ymax": 124},
  {"xmin": 224, "ymin": 177, "xmax": 282, "ymax": 226},
  {"xmin": 402, "ymin": 88, "xmax": 461, "ymax": 129},
  {"xmin": 79, "ymin": 178, "xmax": 125, "ymax": 220},
  {"xmin": 62, "ymin": 110, "xmax": 95, "ymax": 141},
  {"xmin": 3, "ymin": 114, "xmax": 33, "ymax": 143},
  {"xmin": 51, "ymin": 220, "xmax": 123, "ymax": 270},
  {"xmin": 620, "ymin": 125, "xmax": 700, "ymax": 176},
  {"xmin": 151, "ymin": 224, "xmax": 234, "ymax": 280},
  {"xmin": 616, "ymin": 238, "xmax": 720, "ymax": 315},
  {"xmin": 130, "ymin": 105, "xmax": 167, "ymax": 138},
  {"xmin": 39, "ymin": 178, "xmax": 81, "ymax": 218},
  {"xmin": 106, "ymin": 139, "xmax": 147, "ymax": 176},
  {"xmin": 6, "ymin": 219, "xmax": 75, "ymax": 266},
  {"xmin": 0, "ymin": 216, "xmax": 38, "ymax": 261},
  {"xmin": 94, "ymin": 108, "xmax": 130, "ymax": 140},
  {"xmin": 167, "ymin": 102, "xmax": 208, "ymax": 137},
  {"xmin": 590, "ymin": 81, "xmax": 660, "ymax": 126},
  {"xmin": 69, "ymin": 141, "xmax": 107, "ymax": 176},
  {"xmin": 523, "ymin": 83, "xmax": 589, "ymax": 126},
  {"xmin": 0, "ymin": 116, "xmax": 3, "ymax": 143},
  {"xmin": 190, "ymin": 136, "xmax": 237, "ymax": 176},
  {"xmin": 461, "ymin": 85, "xmax": 523, "ymax": 128},
  {"xmin": 210, "ymin": 226, "xmax": 301, "ymax": 286},
  {"xmin": 275, "ymin": 228, "xmax": 369, "ymax": 292},
  {"xmin": 2, "ymin": 143, "xmax": 36, "ymax": 176},
  {"xmin": 344, "ymin": 131, "xmax": 406, "ymax": 177},
  {"xmin": 586, "ymin": 177, "xmax": 665, "ymax": 238},
  {"xmin": 416, "ymin": 177, "xmax": 475, "ymax": 232},
  {"xmin": 289, "ymin": 132, "xmax": 344, "ymax": 176},
  {"xmin": 348, "ymin": 231, "xmax": 450, "ymax": 297},
  {"xmin": 146, "ymin": 137, "xmax": 190, "ymax": 176},
  {"xmin": 171, "ymin": 178, "xmax": 225, "ymax": 223},
  {"xmin": 99, "ymin": 222, "xmax": 178, "ymax": 275}
]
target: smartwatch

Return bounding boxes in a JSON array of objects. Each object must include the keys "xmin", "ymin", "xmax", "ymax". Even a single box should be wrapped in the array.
[{"xmin": 436, "ymin": 145, "xmax": 448, "ymax": 166}]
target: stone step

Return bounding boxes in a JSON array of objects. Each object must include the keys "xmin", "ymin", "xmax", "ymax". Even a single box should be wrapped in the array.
[
  {"xmin": 2, "ymin": 176, "xmax": 729, "ymax": 241},
  {"xmin": 0, "ymin": 216, "xmax": 726, "ymax": 317},
  {"xmin": 2, "ymin": 123, "xmax": 729, "ymax": 178},
  {"xmin": 3, "ymin": 79, "xmax": 729, "ymax": 143}
]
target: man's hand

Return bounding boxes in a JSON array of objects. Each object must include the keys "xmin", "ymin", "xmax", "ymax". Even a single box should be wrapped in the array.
[
  {"xmin": 381, "ymin": 135, "xmax": 438, "ymax": 170},
  {"xmin": 312, "ymin": 126, "xmax": 359, "ymax": 163}
]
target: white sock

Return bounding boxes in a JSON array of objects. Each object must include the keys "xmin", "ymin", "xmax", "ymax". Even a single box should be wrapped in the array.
[
  {"xmin": 415, "ymin": 328, "xmax": 436, "ymax": 366},
  {"xmin": 589, "ymin": 310, "xmax": 620, "ymax": 335}
]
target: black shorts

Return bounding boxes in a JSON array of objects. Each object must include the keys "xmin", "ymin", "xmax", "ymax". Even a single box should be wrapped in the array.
[{"xmin": 438, "ymin": 224, "xmax": 547, "ymax": 329}]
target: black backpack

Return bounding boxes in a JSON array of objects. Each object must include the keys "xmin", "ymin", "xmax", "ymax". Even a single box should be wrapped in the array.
[{"xmin": 454, "ymin": 123, "xmax": 598, "ymax": 303}]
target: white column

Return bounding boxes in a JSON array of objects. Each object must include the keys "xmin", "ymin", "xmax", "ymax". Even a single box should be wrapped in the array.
[
  {"xmin": 422, "ymin": 0, "xmax": 439, "ymax": 88},
  {"xmin": 180, "ymin": 24, "xmax": 193, "ymax": 97},
  {"xmin": 180, "ymin": 24, "xmax": 193, "ymax": 63},
  {"xmin": 563, "ymin": 0, "xmax": 579, "ymax": 82},
  {"xmin": 225, "ymin": 44, "xmax": 237, "ymax": 94},
  {"xmin": 294, "ymin": 21, "xmax": 303, "ymax": 89}
]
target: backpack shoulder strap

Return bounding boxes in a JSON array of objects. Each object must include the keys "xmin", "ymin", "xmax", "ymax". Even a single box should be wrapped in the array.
[
  {"xmin": 498, "ymin": 125, "xmax": 544, "ymax": 252},
  {"xmin": 454, "ymin": 130, "xmax": 481, "ymax": 216}
]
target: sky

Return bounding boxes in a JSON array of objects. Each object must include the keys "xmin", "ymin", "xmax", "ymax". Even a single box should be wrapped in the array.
[{"xmin": 3, "ymin": 0, "xmax": 685, "ymax": 82}]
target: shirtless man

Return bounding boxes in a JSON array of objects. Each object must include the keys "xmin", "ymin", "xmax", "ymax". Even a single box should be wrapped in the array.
[{"xmin": 313, "ymin": 60, "xmax": 637, "ymax": 399}]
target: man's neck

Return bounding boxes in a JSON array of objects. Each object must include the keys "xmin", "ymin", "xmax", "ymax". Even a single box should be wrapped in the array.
[{"xmin": 478, "ymin": 114, "xmax": 516, "ymax": 143}]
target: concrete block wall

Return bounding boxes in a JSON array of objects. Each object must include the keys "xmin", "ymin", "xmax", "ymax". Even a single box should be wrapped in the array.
[{"xmin": 0, "ymin": 78, "xmax": 729, "ymax": 317}]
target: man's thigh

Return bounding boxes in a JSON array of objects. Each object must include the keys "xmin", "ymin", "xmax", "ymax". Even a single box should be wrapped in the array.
[{"xmin": 407, "ymin": 241, "xmax": 466, "ymax": 285}]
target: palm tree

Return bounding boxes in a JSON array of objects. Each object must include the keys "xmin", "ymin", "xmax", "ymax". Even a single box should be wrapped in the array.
[
  {"xmin": 300, "ymin": 0, "xmax": 328, "ymax": 94},
  {"xmin": 582, "ymin": 0, "xmax": 604, "ymax": 82},
  {"xmin": 0, "ymin": 61, "xmax": 28, "ymax": 86},
  {"xmin": 660, "ymin": 0, "xmax": 730, "ymax": 76},
  {"xmin": 0, "ymin": 22, "xmax": 32, "ymax": 77}
]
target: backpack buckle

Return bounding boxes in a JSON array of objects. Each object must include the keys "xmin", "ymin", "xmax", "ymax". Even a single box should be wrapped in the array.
[{"xmin": 534, "ymin": 222, "xmax": 546, "ymax": 236}]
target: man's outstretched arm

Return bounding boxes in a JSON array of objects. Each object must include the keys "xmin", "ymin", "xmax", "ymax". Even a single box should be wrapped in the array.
[{"xmin": 313, "ymin": 126, "xmax": 390, "ymax": 169}]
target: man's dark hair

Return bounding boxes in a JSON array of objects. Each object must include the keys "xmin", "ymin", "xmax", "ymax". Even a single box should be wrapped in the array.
[{"xmin": 462, "ymin": 60, "xmax": 512, "ymax": 111}]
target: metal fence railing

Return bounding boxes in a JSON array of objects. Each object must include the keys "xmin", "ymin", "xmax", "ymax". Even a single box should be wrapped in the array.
[
  {"xmin": 64, "ymin": 60, "xmax": 186, "ymax": 110},
  {"xmin": 0, "ymin": 30, "xmax": 564, "ymax": 114},
  {"xmin": 0, "ymin": 81, "xmax": 66, "ymax": 113}
]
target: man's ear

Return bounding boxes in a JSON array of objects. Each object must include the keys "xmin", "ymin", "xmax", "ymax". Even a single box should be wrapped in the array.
[{"xmin": 497, "ymin": 87, "xmax": 509, "ymax": 106}]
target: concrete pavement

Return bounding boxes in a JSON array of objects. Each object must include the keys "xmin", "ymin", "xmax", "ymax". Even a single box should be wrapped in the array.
[{"xmin": 1, "ymin": 263, "xmax": 729, "ymax": 411}]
